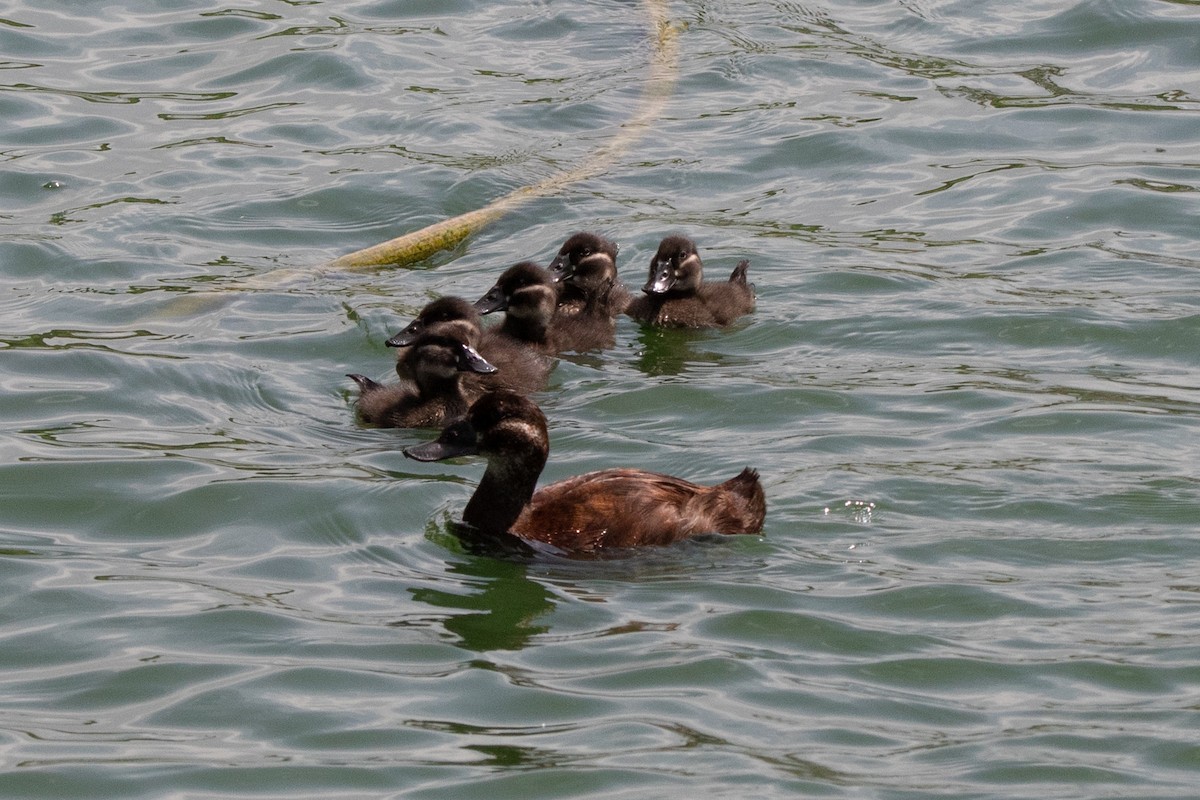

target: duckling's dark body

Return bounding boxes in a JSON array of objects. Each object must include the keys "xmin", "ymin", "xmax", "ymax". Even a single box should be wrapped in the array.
[
  {"xmin": 405, "ymin": 391, "xmax": 766, "ymax": 555},
  {"xmin": 551, "ymin": 306, "xmax": 619, "ymax": 353},
  {"xmin": 387, "ymin": 295, "xmax": 552, "ymax": 395},
  {"xmin": 625, "ymin": 235, "xmax": 755, "ymax": 328},
  {"xmin": 349, "ymin": 373, "xmax": 470, "ymax": 429},
  {"xmin": 349, "ymin": 325, "xmax": 497, "ymax": 428},
  {"xmin": 480, "ymin": 333, "xmax": 554, "ymax": 395}
]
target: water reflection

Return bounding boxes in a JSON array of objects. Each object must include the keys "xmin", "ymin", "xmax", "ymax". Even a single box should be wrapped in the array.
[
  {"xmin": 409, "ymin": 543, "xmax": 555, "ymax": 651},
  {"xmin": 632, "ymin": 325, "xmax": 727, "ymax": 376}
]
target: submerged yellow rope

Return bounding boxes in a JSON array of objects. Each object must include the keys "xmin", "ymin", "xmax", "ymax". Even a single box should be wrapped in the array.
[{"xmin": 322, "ymin": 0, "xmax": 679, "ymax": 272}]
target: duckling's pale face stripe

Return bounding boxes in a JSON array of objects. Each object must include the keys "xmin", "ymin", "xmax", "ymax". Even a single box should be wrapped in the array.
[{"xmin": 506, "ymin": 286, "xmax": 557, "ymax": 319}]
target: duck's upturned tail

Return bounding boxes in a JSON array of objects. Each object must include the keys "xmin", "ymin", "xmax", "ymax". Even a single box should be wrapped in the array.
[
  {"xmin": 346, "ymin": 374, "xmax": 382, "ymax": 393},
  {"xmin": 714, "ymin": 467, "xmax": 766, "ymax": 534}
]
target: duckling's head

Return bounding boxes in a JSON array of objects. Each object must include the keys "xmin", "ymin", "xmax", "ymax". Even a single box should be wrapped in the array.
[
  {"xmin": 644, "ymin": 235, "xmax": 703, "ymax": 296},
  {"xmin": 474, "ymin": 262, "xmax": 558, "ymax": 317},
  {"xmin": 404, "ymin": 390, "xmax": 548, "ymax": 470},
  {"xmin": 387, "ymin": 296, "xmax": 482, "ymax": 348},
  {"xmin": 548, "ymin": 232, "xmax": 619, "ymax": 294},
  {"xmin": 402, "ymin": 324, "xmax": 497, "ymax": 392}
]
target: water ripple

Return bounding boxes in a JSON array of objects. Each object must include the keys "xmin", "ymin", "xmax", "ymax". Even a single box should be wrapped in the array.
[{"xmin": 2, "ymin": 0, "xmax": 1200, "ymax": 797}]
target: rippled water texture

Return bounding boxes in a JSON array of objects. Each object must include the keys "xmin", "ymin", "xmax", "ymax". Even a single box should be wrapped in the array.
[{"xmin": 2, "ymin": 0, "xmax": 1199, "ymax": 797}]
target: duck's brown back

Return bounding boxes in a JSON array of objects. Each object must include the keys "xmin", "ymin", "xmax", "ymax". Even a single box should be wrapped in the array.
[{"xmin": 511, "ymin": 467, "xmax": 765, "ymax": 553}]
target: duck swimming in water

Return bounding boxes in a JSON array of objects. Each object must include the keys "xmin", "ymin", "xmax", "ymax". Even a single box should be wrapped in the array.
[
  {"xmin": 404, "ymin": 391, "xmax": 766, "ymax": 555},
  {"xmin": 385, "ymin": 295, "xmax": 552, "ymax": 394},
  {"xmin": 625, "ymin": 234, "xmax": 755, "ymax": 328},
  {"xmin": 348, "ymin": 324, "xmax": 497, "ymax": 428}
]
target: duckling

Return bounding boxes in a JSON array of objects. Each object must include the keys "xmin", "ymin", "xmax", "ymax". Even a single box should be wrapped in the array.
[
  {"xmin": 474, "ymin": 262, "xmax": 559, "ymax": 354},
  {"xmin": 348, "ymin": 324, "xmax": 497, "ymax": 428},
  {"xmin": 404, "ymin": 391, "xmax": 766, "ymax": 555},
  {"xmin": 547, "ymin": 231, "xmax": 631, "ymax": 317},
  {"xmin": 386, "ymin": 295, "xmax": 552, "ymax": 395},
  {"xmin": 386, "ymin": 296, "xmax": 481, "ymax": 351},
  {"xmin": 477, "ymin": 260, "xmax": 616, "ymax": 354},
  {"xmin": 625, "ymin": 235, "xmax": 755, "ymax": 328}
]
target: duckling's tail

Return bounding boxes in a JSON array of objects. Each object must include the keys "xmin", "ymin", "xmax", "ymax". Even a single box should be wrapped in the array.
[
  {"xmin": 346, "ymin": 373, "xmax": 382, "ymax": 394},
  {"xmin": 729, "ymin": 259, "xmax": 751, "ymax": 285}
]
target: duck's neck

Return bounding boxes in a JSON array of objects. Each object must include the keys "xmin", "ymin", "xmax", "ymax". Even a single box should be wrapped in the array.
[
  {"xmin": 642, "ymin": 292, "xmax": 669, "ymax": 311},
  {"xmin": 503, "ymin": 315, "xmax": 550, "ymax": 345},
  {"xmin": 463, "ymin": 453, "xmax": 543, "ymax": 534},
  {"xmin": 415, "ymin": 371, "xmax": 466, "ymax": 403},
  {"xmin": 560, "ymin": 282, "xmax": 587, "ymax": 306}
]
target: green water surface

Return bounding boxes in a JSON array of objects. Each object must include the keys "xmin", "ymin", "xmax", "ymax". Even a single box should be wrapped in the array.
[{"xmin": 2, "ymin": 0, "xmax": 1199, "ymax": 797}]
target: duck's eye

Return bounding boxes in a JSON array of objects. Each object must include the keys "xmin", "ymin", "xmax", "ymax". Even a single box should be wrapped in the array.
[{"xmin": 580, "ymin": 248, "xmax": 592, "ymax": 257}]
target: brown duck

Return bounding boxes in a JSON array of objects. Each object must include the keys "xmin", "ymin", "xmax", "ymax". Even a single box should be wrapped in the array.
[{"xmin": 405, "ymin": 391, "xmax": 766, "ymax": 555}]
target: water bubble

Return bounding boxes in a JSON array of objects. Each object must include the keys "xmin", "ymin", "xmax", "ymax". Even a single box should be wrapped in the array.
[
  {"xmin": 848, "ymin": 500, "xmax": 875, "ymax": 524},
  {"xmin": 826, "ymin": 499, "xmax": 876, "ymax": 524}
]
